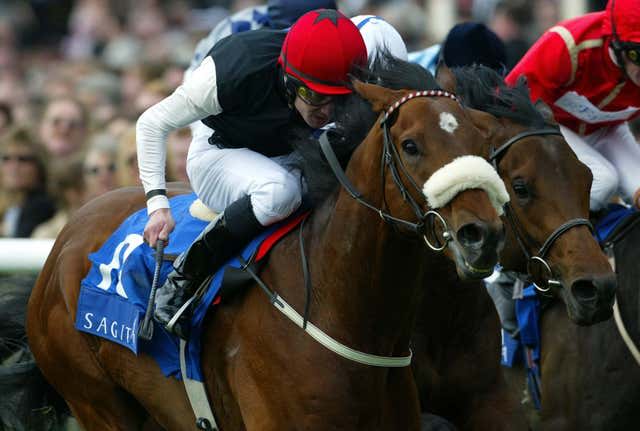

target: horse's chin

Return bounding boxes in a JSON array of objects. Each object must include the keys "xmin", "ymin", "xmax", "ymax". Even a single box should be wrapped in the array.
[
  {"xmin": 450, "ymin": 243, "xmax": 496, "ymax": 280},
  {"xmin": 560, "ymin": 288, "xmax": 614, "ymax": 326}
]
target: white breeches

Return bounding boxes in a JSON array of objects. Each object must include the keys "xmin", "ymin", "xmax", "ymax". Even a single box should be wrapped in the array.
[
  {"xmin": 560, "ymin": 123, "xmax": 640, "ymax": 210},
  {"xmin": 186, "ymin": 122, "xmax": 303, "ymax": 226}
]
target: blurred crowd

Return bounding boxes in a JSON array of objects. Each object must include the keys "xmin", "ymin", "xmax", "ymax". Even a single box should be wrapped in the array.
[{"xmin": 0, "ymin": 0, "xmax": 608, "ymax": 239}]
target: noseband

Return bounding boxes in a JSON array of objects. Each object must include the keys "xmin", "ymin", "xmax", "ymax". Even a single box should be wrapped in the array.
[
  {"xmin": 319, "ymin": 89, "xmax": 459, "ymax": 252},
  {"xmin": 489, "ymin": 128, "xmax": 594, "ymax": 292}
]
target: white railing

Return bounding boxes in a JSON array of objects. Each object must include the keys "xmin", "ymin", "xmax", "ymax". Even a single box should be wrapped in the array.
[{"xmin": 0, "ymin": 239, "xmax": 55, "ymax": 272}]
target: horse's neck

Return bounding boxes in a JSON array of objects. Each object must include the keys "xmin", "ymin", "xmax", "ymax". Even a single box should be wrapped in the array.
[{"xmin": 307, "ymin": 153, "xmax": 428, "ymax": 353}]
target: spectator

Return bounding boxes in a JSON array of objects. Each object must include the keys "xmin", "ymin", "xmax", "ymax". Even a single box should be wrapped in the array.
[
  {"xmin": 0, "ymin": 127, "xmax": 55, "ymax": 237},
  {"xmin": 115, "ymin": 125, "xmax": 140, "ymax": 188},
  {"xmin": 0, "ymin": 102, "xmax": 13, "ymax": 137},
  {"xmin": 133, "ymin": 79, "xmax": 172, "ymax": 117},
  {"xmin": 38, "ymin": 96, "xmax": 88, "ymax": 159},
  {"xmin": 31, "ymin": 158, "xmax": 86, "ymax": 239},
  {"xmin": 489, "ymin": 0, "xmax": 533, "ymax": 70},
  {"xmin": 82, "ymin": 133, "xmax": 118, "ymax": 201}
]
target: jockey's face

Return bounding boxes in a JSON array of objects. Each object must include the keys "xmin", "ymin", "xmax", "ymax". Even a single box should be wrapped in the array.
[
  {"xmin": 294, "ymin": 95, "xmax": 334, "ymax": 129},
  {"xmin": 623, "ymin": 52, "xmax": 640, "ymax": 86}
]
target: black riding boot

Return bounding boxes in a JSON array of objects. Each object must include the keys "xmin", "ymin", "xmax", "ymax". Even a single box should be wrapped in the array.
[{"xmin": 153, "ymin": 196, "xmax": 263, "ymax": 339}]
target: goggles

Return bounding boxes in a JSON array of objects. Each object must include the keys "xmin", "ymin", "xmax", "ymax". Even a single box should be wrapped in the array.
[
  {"xmin": 296, "ymin": 85, "xmax": 333, "ymax": 106},
  {"xmin": 625, "ymin": 47, "xmax": 640, "ymax": 66},
  {"xmin": 617, "ymin": 41, "xmax": 640, "ymax": 66},
  {"xmin": 285, "ymin": 75, "xmax": 333, "ymax": 106}
]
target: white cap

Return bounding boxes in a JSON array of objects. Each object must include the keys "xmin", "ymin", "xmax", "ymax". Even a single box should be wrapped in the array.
[{"xmin": 350, "ymin": 15, "xmax": 408, "ymax": 63}]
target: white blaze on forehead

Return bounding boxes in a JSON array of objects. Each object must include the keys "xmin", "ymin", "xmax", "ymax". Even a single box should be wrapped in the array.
[
  {"xmin": 439, "ymin": 112, "xmax": 458, "ymax": 134},
  {"xmin": 422, "ymin": 155, "xmax": 510, "ymax": 214}
]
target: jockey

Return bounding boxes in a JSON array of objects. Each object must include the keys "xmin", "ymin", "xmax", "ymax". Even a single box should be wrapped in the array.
[
  {"xmin": 506, "ymin": 0, "xmax": 640, "ymax": 211},
  {"xmin": 409, "ymin": 22, "xmax": 506, "ymax": 75},
  {"xmin": 136, "ymin": 9, "xmax": 366, "ymax": 339},
  {"xmin": 350, "ymin": 15, "xmax": 408, "ymax": 63},
  {"xmin": 188, "ymin": 0, "xmax": 337, "ymax": 75}
]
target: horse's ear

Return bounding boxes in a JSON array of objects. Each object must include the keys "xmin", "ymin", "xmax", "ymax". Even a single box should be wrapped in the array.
[
  {"xmin": 534, "ymin": 99, "xmax": 556, "ymax": 123},
  {"xmin": 466, "ymin": 107, "xmax": 499, "ymax": 140},
  {"xmin": 352, "ymin": 79, "xmax": 404, "ymax": 113},
  {"xmin": 435, "ymin": 62, "xmax": 457, "ymax": 93}
]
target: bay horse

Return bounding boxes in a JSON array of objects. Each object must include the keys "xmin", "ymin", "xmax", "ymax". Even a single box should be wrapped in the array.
[
  {"xmin": 27, "ymin": 62, "xmax": 507, "ymax": 430},
  {"xmin": 408, "ymin": 65, "xmax": 616, "ymax": 430}
]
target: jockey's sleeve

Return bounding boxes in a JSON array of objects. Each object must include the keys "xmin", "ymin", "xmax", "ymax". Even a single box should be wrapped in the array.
[{"xmin": 136, "ymin": 56, "xmax": 223, "ymax": 214}]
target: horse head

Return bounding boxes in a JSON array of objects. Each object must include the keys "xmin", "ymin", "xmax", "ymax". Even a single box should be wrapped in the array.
[
  {"xmin": 347, "ymin": 76, "xmax": 507, "ymax": 279},
  {"xmin": 445, "ymin": 64, "xmax": 616, "ymax": 325}
]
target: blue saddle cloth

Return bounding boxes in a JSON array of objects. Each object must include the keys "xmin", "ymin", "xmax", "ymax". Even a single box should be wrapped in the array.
[
  {"xmin": 74, "ymin": 193, "xmax": 285, "ymax": 381},
  {"xmin": 500, "ymin": 204, "xmax": 637, "ymax": 409}
]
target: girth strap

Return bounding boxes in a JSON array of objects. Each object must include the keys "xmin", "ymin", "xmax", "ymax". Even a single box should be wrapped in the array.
[{"xmin": 180, "ymin": 340, "xmax": 219, "ymax": 430}]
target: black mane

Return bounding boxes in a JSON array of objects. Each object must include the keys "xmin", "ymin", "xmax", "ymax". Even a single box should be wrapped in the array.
[
  {"xmin": 451, "ymin": 65, "xmax": 548, "ymax": 128},
  {"xmin": 290, "ymin": 51, "xmax": 441, "ymax": 204}
]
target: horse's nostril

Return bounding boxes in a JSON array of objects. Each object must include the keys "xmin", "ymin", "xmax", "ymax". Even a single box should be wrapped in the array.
[
  {"xmin": 593, "ymin": 274, "xmax": 617, "ymax": 300},
  {"xmin": 456, "ymin": 222, "xmax": 487, "ymax": 247},
  {"xmin": 571, "ymin": 279, "xmax": 598, "ymax": 303}
]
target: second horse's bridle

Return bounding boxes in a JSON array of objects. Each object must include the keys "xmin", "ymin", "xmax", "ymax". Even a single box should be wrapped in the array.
[{"xmin": 489, "ymin": 128, "xmax": 594, "ymax": 292}]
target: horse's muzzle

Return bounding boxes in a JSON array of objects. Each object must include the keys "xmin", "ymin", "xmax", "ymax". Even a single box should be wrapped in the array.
[
  {"xmin": 566, "ymin": 273, "xmax": 617, "ymax": 325},
  {"xmin": 454, "ymin": 220, "xmax": 505, "ymax": 278}
]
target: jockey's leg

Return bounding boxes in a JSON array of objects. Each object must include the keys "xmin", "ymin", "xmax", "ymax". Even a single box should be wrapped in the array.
[
  {"xmin": 559, "ymin": 125, "xmax": 620, "ymax": 211},
  {"xmin": 154, "ymin": 144, "xmax": 302, "ymax": 339},
  {"xmin": 594, "ymin": 123, "xmax": 640, "ymax": 206}
]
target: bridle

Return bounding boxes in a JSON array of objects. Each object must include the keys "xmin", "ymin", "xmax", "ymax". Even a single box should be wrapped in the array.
[
  {"xmin": 489, "ymin": 128, "xmax": 594, "ymax": 292},
  {"xmin": 319, "ymin": 89, "xmax": 460, "ymax": 252}
]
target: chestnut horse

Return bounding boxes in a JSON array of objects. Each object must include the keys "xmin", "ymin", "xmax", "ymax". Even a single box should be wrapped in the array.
[
  {"xmin": 408, "ymin": 65, "xmax": 616, "ymax": 430},
  {"xmin": 27, "ymin": 64, "xmax": 507, "ymax": 430}
]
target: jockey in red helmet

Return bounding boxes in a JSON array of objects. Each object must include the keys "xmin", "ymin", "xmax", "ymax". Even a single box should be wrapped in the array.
[
  {"xmin": 279, "ymin": 9, "xmax": 366, "ymax": 95},
  {"xmin": 506, "ymin": 0, "xmax": 640, "ymax": 213},
  {"xmin": 606, "ymin": 0, "xmax": 640, "ymax": 76},
  {"xmin": 278, "ymin": 10, "xmax": 367, "ymax": 126},
  {"xmin": 136, "ymin": 9, "xmax": 366, "ymax": 339}
]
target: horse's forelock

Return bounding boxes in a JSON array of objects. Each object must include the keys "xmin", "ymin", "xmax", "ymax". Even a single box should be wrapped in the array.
[{"xmin": 452, "ymin": 65, "xmax": 547, "ymax": 129}]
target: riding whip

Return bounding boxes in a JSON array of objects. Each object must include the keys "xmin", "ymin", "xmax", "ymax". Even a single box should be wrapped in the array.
[{"xmin": 138, "ymin": 238, "xmax": 166, "ymax": 340}]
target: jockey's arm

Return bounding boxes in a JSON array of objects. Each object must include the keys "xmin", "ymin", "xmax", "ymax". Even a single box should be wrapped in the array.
[{"xmin": 136, "ymin": 56, "xmax": 223, "ymax": 214}]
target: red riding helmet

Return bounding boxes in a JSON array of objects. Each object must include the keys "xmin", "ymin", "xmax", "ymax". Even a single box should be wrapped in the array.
[
  {"xmin": 278, "ymin": 9, "xmax": 367, "ymax": 95},
  {"xmin": 604, "ymin": 0, "xmax": 640, "ymax": 44}
]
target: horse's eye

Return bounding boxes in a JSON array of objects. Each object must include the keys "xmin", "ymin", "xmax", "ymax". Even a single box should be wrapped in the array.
[
  {"xmin": 401, "ymin": 139, "xmax": 419, "ymax": 156},
  {"xmin": 512, "ymin": 178, "xmax": 531, "ymax": 200}
]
